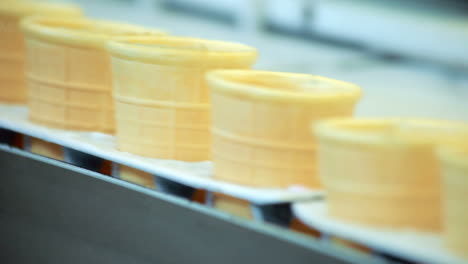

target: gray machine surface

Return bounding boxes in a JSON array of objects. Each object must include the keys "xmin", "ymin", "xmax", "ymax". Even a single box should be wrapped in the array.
[{"xmin": 0, "ymin": 146, "xmax": 382, "ymax": 264}]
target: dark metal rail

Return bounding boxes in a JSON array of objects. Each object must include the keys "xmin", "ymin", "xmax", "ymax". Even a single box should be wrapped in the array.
[{"xmin": 0, "ymin": 146, "xmax": 383, "ymax": 264}]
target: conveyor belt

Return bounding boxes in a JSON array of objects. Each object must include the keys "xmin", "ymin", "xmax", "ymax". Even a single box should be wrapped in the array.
[{"xmin": 0, "ymin": 146, "xmax": 381, "ymax": 264}]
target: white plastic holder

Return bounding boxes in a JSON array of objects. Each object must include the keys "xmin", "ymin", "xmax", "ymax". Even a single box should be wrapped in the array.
[
  {"xmin": 0, "ymin": 104, "xmax": 324, "ymax": 223},
  {"xmin": 293, "ymin": 201, "xmax": 468, "ymax": 264}
]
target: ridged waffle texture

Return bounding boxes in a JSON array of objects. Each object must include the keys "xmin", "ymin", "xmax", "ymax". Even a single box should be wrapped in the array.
[
  {"xmin": 22, "ymin": 17, "xmax": 164, "ymax": 132},
  {"xmin": 0, "ymin": 16, "xmax": 25, "ymax": 102},
  {"xmin": 26, "ymin": 43, "xmax": 114, "ymax": 131},
  {"xmin": 438, "ymin": 145, "xmax": 468, "ymax": 257},
  {"xmin": 0, "ymin": 1, "xmax": 82, "ymax": 103},
  {"xmin": 207, "ymin": 70, "xmax": 361, "ymax": 188},
  {"xmin": 108, "ymin": 37, "xmax": 257, "ymax": 161},
  {"xmin": 315, "ymin": 119, "xmax": 468, "ymax": 231}
]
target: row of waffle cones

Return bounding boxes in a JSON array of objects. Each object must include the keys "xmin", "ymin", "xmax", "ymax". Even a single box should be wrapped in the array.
[{"xmin": 0, "ymin": 0, "xmax": 467, "ymax": 258}]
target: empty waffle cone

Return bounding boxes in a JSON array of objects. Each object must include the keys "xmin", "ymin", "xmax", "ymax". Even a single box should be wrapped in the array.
[
  {"xmin": 119, "ymin": 165, "xmax": 156, "ymax": 189},
  {"xmin": 437, "ymin": 144, "xmax": 468, "ymax": 258},
  {"xmin": 207, "ymin": 70, "xmax": 362, "ymax": 188},
  {"xmin": 315, "ymin": 118, "xmax": 468, "ymax": 231},
  {"xmin": 21, "ymin": 17, "xmax": 165, "ymax": 133},
  {"xmin": 213, "ymin": 193, "xmax": 253, "ymax": 219},
  {"xmin": 0, "ymin": 1, "xmax": 82, "ymax": 103},
  {"xmin": 30, "ymin": 138, "xmax": 63, "ymax": 160},
  {"xmin": 107, "ymin": 36, "xmax": 257, "ymax": 161}
]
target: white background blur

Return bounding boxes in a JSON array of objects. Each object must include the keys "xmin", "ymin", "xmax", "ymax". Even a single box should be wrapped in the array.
[{"xmin": 50, "ymin": 0, "xmax": 468, "ymax": 121}]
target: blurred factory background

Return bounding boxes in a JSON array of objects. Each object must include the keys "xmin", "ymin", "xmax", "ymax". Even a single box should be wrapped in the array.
[{"xmin": 51, "ymin": 0, "xmax": 468, "ymax": 120}]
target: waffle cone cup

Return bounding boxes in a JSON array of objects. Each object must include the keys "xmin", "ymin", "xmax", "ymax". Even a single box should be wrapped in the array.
[
  {"xmin": 21, "ymin": 17, "xmax": 165, "ymax": 133},
  {"xmin": 315, "ymin": 118, "xmax": 468, "ymax": 230},
  {"xmin": 0, "ymin": 1, "xmax": 82, "ymax": 103},
  {"xmin": 107, "ymin": 36, "xmax": 257, "ymax": 160},
  {"xmin": 207, "ymin": 70, "xmax": 361, "ymax": 188}
]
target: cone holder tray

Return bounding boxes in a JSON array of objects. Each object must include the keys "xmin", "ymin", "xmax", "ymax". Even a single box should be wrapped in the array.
[
  {"xmin": 293, "ymin": 201, "xmax": 468, "ymax": 264},
  {"xmin": 0, "ymin": 104, "xmax": 323, "ymax": 225}
]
